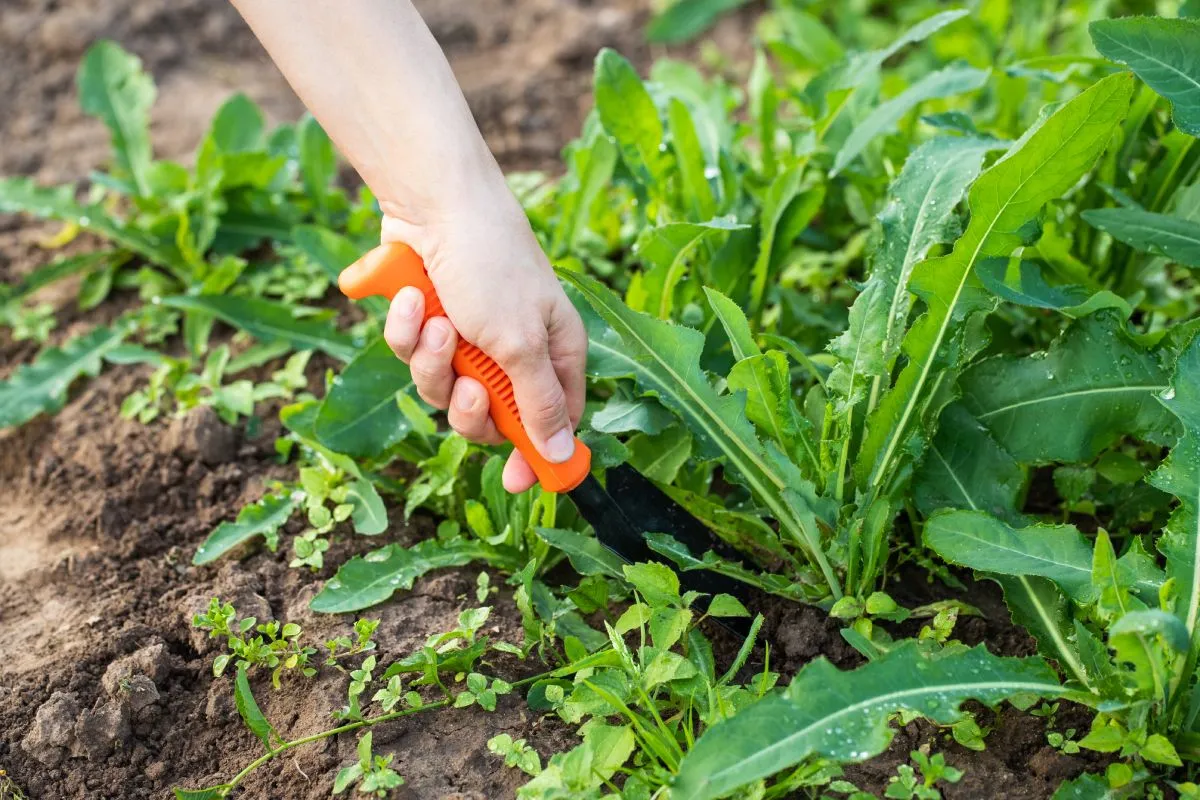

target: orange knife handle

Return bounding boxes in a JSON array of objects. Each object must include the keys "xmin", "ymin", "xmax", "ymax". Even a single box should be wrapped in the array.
[{"xmin": 338, "ymin": 242, "xmax": 591, "ymax": 494}]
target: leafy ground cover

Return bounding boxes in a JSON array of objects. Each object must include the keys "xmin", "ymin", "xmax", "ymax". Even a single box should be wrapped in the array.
[{"xmin": 4, "ymin": 0, "xmax": 1200, "ymax": 798}]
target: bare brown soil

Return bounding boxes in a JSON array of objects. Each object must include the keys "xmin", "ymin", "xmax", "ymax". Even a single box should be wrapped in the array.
[{"xmin": 0, "ymin": 1, "xmax": 1098, "ymax": 798}]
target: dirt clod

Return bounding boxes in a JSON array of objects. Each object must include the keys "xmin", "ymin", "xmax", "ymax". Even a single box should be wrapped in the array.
[
  {"xmin": 21, "ymin": 691, "xmax": 81, "ymax": 766},
  {"xmin": 164, "ymin": 406, "xmax": 239, "ymax": 465},
  {"xmin": 74, "ymin": 699, "xmax": 133, "ymax": 761},
  {"xmin": 101, "ymin": 642, "xmax": 171, "ymax": 695},
  {"xmin": 119, "ymin": 675, "xmax": 161, "ymax": 714}
]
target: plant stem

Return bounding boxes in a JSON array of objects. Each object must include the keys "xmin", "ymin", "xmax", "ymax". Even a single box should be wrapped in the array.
[{"xmin": 224, "ymin": 700, "xmax": 451, "ymax": 792}]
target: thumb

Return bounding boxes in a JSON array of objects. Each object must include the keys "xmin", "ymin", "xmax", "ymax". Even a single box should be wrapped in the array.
[{"xmin": 500, "ymin": 340, "xmax": 576, "ymax": 465}]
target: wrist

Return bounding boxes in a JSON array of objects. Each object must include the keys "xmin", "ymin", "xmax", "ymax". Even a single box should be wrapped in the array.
[{"xmin": 377, "ymin": 134, "xmax": 516, "ymax": 228}]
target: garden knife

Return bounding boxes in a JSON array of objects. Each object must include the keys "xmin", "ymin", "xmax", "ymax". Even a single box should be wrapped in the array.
[{"xmin": 339, "ymin": 243, "xmax": 754, "ymax": 634}]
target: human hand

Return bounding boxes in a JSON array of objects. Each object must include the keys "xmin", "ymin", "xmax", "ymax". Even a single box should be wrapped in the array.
[{"xmin": 379, "ymin": 181, "xmax": 588, "ymax": 494}]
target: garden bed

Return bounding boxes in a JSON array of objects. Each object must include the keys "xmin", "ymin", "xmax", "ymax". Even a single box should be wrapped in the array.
[{"xmin": 3, "ymin": 1, "xmax": 1200, "ymax": 799}]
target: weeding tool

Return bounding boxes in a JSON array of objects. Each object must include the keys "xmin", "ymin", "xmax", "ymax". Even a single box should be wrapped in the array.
[{"xmin": 339, "ymin": 243, "xmax": 754, "ymax": 635}]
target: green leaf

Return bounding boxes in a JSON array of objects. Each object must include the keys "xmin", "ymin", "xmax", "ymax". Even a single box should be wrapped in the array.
[
  {"xmin": 564, "ymin": 272, "xmax": 837, "ymax": 591},
  {"xmin": 870, "ymin": 136, "xmax": 1001, "ymax": 379},
  {"xmin": 314, "ymin": 337, "xmax": 418, "ymax": 459},
  {"xmin": 193, "ymin": 491, "xmax": 297, "ymax": 565},
  {"xmin": 623, "ymin": 562, "xmax": 682, "ymax": 608},
  {"xmin": 1149, "ymin": 336, "xmax": 1200, "ymax": 651},
  {"xmin": 925, "ymin": 510, "xmax": 1096, "ymax": 603},
  {"xmin": 655, "ymin": 484, "xmax": 791, "ymax": 565},
  {"xmin": 960, "ymin": 311, "xmax": 1175, "ymax": 463},
  {"xmin": 298, "ymin": 115, "xmax": 336, "ymax": 213},
  {"xmin": 673, "ymin": 641, "xmax": 1062, "ymax": 800},
  {"xmin": 1090, "ymin": 17, "xmax": 1200, "ymax": 137},
  {"xmin": 728, "ymin": 351, "xmax": 817, "ymax": 471},
  {"xmin": 827, "ymin": 278, "xmax": 888, "ymax": 415},
  {"xmin": 628, "ymin": 425, "xmax": 692, "ymax": 484},
  {"xmin": 160, "ymin": 295, "xmax": 357, "ymax": 362},
  {"xmin": 346, "ymin": 479, "xmax": 388, "ymax": 536},
  {"xmin": 173, "ymin": 788, "xmax": 228, "ymax": 800},
  {"xmin": 311, "ymin": 538, "xmax": 491, "ymax": 613},
  {"xmin": 233, "ymin": 666, "xmax": 276, "ymax": 751},
  {"xmin": 78, "ymin": 41, "xmax": 155, "ymax": 196},
  {"xmin": 704, "ymin": 287, "xmax": 761, "ymax": 362},
  {"xmin": 668, "ymin": 99, "xmax": 717, "ymax": 221},
  {"xmin": 976, "ymin": 257, "xmax": 1131, "ymax": 318},
  {"xmin": 707, "ymin": 594, "xmax": 750, "ymax": 618},
  {"xmin": 1140, "ymin": 732, "xmax": 1184, "ymax": 766},
  {"xmin": 859, "ymin": 73, "xmax": 1134, "ymax": 489},
  {"xmin": 751, "ymin": 166, "xmax": 815, "ymax": 315},
  {"xmin": 0, "ymin": 322, "xmax": 130, "ymax": 429},
  {"xmin": 646, "ymin": 0, "xmax": 749, "ymax": 43},
  {"xmin": 0, "ymin": 179, "xmax": 186, "ymax": 275},
  {"xmin": 1082, "ymin": 207, "xmax": 1200, "ymax": 267},
  {"xmin": 634, "ymin": 219, "xmax": 746, "ymax": 318},
  {"xmin": 594, "ymin": 49, "xmax": 664, "ymax": 183},
  {"xmin": 992, "ymin": 575, "xmax": 1090, "ymax": 687},
  {"xmin": 536, "ymin": 528, "xmax": 627, "ymax": 579},
  {"xmin": 976, "ymin": 257, "xmax": 1087, "ymax": 309},
  {"xmin": 291, "ymin": 225, "xmax": 387, "ymax": 316},
  {"xmin": 803, "ymin": 10, "xmax": 970, "ymax": 117},
  {"xmin": 1051, "ymin": 774, "xmax": 1113, "ymax": 799},
  {"xmin": 832, "ymin": 64, "xmax": 989, "ymax": 175},
  {"xmin": 208, "ymin": 93, "xmax": 264, "ymax": 152},
  {"xmin": 913, "ymin": 403, "xmax": 1026, "ymax": 520},
  {"xmin": 332, "ymin": 764, "xmax": 364, "ymax": 794},
  {"xmin": 2, "ymin": 251, "xmax": 119, "ymax": 305},
  {"xmin": 1110, "ymin": 610, "xmax": 1191, "ymax": 654},
  {"xmin": 552, "ymin": 127, "xmax": 619, "ymax": 255},
  {"xmin": 590, "ymin": 396, "xmax": 676, "ymax": 436}
]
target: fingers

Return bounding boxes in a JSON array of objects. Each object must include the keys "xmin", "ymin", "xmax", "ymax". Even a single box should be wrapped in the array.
[
  {"xmin": 447, "ymin": 378, "xmax": 504, "ymax": 445},
  {"xmin": 494, "ymin": 328, "xmax": 576, "ymax": 465},
  {"xmin": 502, "ymin": 451, "xmax": 538, "ymax": 494},
  {"xmin": 384, "ymin": 287, "xmax": 459, "ymax": 410},
  {"xmin": 383, "ymin": 286, "xmax": 425, "ymax": 361},
  {"xmin": 409, "ymin": 317, "xmax": 457, "ymax": 408}
]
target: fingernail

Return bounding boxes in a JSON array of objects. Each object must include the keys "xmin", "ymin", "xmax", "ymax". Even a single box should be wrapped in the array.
[
  {"xmin": 396, "ymin": 287, "xmax": 419, "ymax": 318},
  {"xmin": 426, "ymin": 320, "xmax": 449, "ymax": 350},
  {"xmin": 545, "ymin": 427, "xmax": 575, "ymax": 463},
  {"xmin": 455, "ymin": 385, "xmax": 478, "ymax": 412}
]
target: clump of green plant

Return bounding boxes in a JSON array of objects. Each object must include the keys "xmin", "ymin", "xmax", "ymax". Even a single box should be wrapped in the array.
[
  {"xmin": 0, "ymin": 39, "xmax": 381, "ymax": 433},
  {"xmin": 193, "ymin": 597, "xmax": 320, "ymax": 686},
  {"xmin": 885, "ymin": 751, "xmax": 964, "ymax": 799},
  {"xmin": 333, "ymin": 733, "xmax": 404, "ymax": 797}
]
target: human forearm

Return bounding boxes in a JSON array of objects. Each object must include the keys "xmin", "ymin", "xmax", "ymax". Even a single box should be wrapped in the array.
[{"xmin": 230, "ymin": 0, "xmax": 503, "ymax": 230}]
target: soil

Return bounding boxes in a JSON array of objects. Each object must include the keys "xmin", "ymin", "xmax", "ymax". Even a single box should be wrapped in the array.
[{"xmin": 0, "ymin": 1, "xmax": 1098, "ymax": 798}]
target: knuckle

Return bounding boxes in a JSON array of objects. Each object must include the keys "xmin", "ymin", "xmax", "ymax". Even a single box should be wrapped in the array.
[
  {"xmin": 408, "ymin": 357, "xmax": 440, "ymax": 384},
  {"xmin": 526, "ymin": 384, "xmax": 568, "ymax": 427},
  {"xmin": 489, "ymin": 327, "xmax": 547, "ymax": 366},
  {"xmin": 416, "ymin": 384, "xmax": 448, "ymax": 409},
  {"xmin": 383, "ymin": 328, "xmax": 414, "ymax": 360}
]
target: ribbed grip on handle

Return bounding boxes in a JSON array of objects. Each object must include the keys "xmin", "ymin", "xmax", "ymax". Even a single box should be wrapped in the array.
[{"xmin": 338, "ymin": 242, "xmax": 592, "ymax": 493}]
